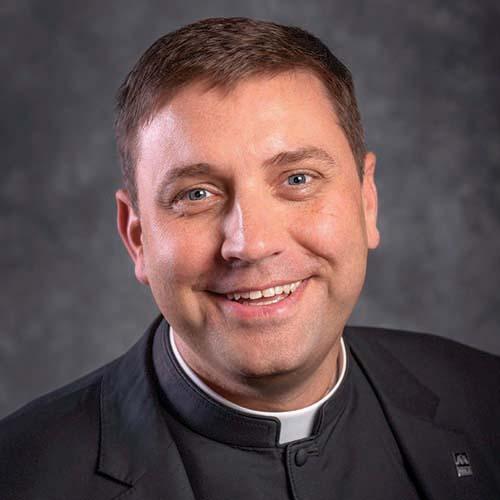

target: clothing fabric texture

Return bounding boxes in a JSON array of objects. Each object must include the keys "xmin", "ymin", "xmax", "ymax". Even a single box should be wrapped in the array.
[
  {"xmin": 1, "ymin": 315, "xmax": 499, "ymax": 500},
  {"xmin": 154, "ymin": 320, "xmax": 421, "ymax": 500}
]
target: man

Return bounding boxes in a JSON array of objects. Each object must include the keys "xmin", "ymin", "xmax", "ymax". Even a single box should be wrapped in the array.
[{"xmin": 1, "ymin": 17, "xmax": 499, "ymax": 500}]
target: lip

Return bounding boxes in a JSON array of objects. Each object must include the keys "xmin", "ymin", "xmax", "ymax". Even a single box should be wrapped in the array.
[{"xmin": 209, "ymin": 277, "xmax": 310, "ymax": 323}]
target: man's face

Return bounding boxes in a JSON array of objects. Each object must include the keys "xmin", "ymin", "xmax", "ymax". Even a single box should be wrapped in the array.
[{"xmin": 117, "ymin": 70, "xmax": 379, "ymax": 398}]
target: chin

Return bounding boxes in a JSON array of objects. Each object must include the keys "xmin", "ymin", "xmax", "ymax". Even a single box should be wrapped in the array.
[{"xmin": 226, "ymin": 346, "xmax": 309, "ymax": 381}]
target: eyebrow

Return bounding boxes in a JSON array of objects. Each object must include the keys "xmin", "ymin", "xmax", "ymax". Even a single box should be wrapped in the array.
[
  {"xmin": 263, "ymin": 146, "xmax": 337, "ymax": 169},
  {"xmin": 156, "ymin": 146, "xmax": 336, "ymax": 198}
]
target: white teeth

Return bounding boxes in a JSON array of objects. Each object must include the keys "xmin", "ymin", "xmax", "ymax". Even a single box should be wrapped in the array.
[
  {"xmin": 246, "ymin": 295, "xmax": 287, "ymax": 306},
  {"xmin": 225, "ymin": 280, "xmax": 302, "ymax": 301},
  {"xmin": 262, "ymin": 287, "xmax": 276, "ymax": 298}
]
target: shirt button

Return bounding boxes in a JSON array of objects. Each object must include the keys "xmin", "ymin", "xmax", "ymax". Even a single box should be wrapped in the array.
[{"xmin": 295, "ymin": 448, "xmax": 308, "ymax": 467}]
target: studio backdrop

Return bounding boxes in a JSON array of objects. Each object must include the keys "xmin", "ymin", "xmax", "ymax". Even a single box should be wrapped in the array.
[{"xmin": 1, "ymin": 0, "xmax": 499, "ymax": 418}]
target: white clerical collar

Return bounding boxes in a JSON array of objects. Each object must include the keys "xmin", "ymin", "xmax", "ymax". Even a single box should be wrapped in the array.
[{"xmin": 169, "ymin": 328, "xmax": 347, "ymax": 444}]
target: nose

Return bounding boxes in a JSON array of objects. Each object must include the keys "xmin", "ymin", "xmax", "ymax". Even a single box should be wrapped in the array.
[{"xmin": 220, "ymin": 192, "xmax": 286, "ymax": 265}]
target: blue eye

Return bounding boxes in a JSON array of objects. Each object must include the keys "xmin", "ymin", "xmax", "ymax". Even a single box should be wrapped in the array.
[
  {"xmin": 186, "ymin": 188, "xmax": 209, "ymax": 201},
  {"xmin": 287, "ymin": 173, "xmax": 308, "ymax": 185}
]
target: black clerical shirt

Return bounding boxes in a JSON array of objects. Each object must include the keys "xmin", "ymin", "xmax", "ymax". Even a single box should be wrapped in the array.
[{"xmin": 152, "ymin": 321, "xmax": 422, "ymax": 500}]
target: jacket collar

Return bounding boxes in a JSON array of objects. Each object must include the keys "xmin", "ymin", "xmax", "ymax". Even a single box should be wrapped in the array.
[
  {"xmin": 97, "ymin": 315, "xmax": 173, "ymax": 485},
  {"xmin": 344, "ymin": 326, "xmax": 439, "ymax": 419},
  {"xmin": 97, "ymin": 315, "xmax": 198, "ymax": 499}
]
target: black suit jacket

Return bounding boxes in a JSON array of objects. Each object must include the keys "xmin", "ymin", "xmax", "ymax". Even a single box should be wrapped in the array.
[{"xmin": 1, "ymin": 315, "xmax": 499, "ymax": 499}]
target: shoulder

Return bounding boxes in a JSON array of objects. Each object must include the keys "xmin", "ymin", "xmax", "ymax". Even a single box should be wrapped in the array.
[
  {"xmin": 0, "ymin": 358, "xmax": 125, "ymax": 499},
  {"xmin": 344, "ymin": 325, "xmax": 500, "ymax": 381},
  {"xmin": 344, "ymin": 325, "xmax": 500, "ymax": 417}
]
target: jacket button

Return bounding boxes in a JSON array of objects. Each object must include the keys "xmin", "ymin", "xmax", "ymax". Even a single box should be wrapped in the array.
[{"xmin": 295, "ymin": 448, "xmax": 308, "ymax": 466}]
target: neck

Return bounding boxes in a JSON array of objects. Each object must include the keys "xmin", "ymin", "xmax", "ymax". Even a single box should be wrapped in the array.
[{"xmin": 172, "ymin": 331, "xmax": 343, "ymax": 412}]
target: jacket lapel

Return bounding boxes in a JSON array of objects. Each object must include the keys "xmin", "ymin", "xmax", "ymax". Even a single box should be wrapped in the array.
[
  {"xmin": 345, "ymin": 326, "xmax": 495, "ymax": 500},
  {"xmin": 110, "ymin": 448, "xmax": 196, "ymax": 500},
  {"xmin": 384, "ymin": 407, "xmax": 488, "ymax": 500},
  {"xmin": 97, "ymin": 315, "xmax": 195, "ymax": 500}
]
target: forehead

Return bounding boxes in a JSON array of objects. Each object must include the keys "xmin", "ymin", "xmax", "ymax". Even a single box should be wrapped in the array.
[{"xmin": 136, "ymin": 70, "xmax": 349, "ymax": 179}]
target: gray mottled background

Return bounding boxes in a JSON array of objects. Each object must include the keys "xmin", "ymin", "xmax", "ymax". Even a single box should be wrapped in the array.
[{"xmin": 1, "ymin": 0, "xmax": 499, "ymax": 419}]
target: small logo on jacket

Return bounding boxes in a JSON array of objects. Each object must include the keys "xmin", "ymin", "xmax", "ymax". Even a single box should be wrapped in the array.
[{"xmin": 453, "ymin": 452, "xmax": 473, "ymax": 477}]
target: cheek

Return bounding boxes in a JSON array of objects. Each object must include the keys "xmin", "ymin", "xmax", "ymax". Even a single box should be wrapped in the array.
[
  {"xmin": 294, "ymin": 196, "xmax": 365, "ymax": 258},
  {"xmin": 292, "ymin": 195, "xmax": 368, "ymax": 297},
  {"xmin": 144, "ymin": 216, "xmax": 216, "ymax": 289},
  {"xmin": 142, "ymin": 217, "xmax": 221, "ymax": 330}
]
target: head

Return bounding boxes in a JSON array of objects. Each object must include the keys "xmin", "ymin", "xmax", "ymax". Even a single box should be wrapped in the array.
[
  {"xmin": 115, "ymin": 17, "xmax": 367, "ymax": 213},
  {"xmin": 116, "ymin": 17, "xmax": 379, "ymax": 406}
]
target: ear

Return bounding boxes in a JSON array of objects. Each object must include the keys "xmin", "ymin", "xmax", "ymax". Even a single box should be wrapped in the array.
[
  {"xmin": 115, "ymin": 189, "xmax": 149, "ymax": 285},
  {"xmin": 361, "ymin": 152, "xmax": 380, "ymax": 249}
]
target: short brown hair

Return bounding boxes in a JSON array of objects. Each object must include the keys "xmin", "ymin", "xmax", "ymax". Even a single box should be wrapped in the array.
[{"xmin": 115, "ymin": 17, "xmax": 366, "ymax": 211}]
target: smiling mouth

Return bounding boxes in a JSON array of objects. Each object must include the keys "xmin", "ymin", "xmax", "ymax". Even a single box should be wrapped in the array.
[
  {"xmin": 208, "ymin": 278, "xmax": 310, "ymax": 321},
  {"xmin": 224, "ymin": 279, "xmax": 303, "ymax": 306},
  {"xmin": 230, "ymin": 291, "xmax": 294, "ymax": 306},
  {"xmin": 210, "ymin": 279, "xmax": 308, "ymax": 310}
]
